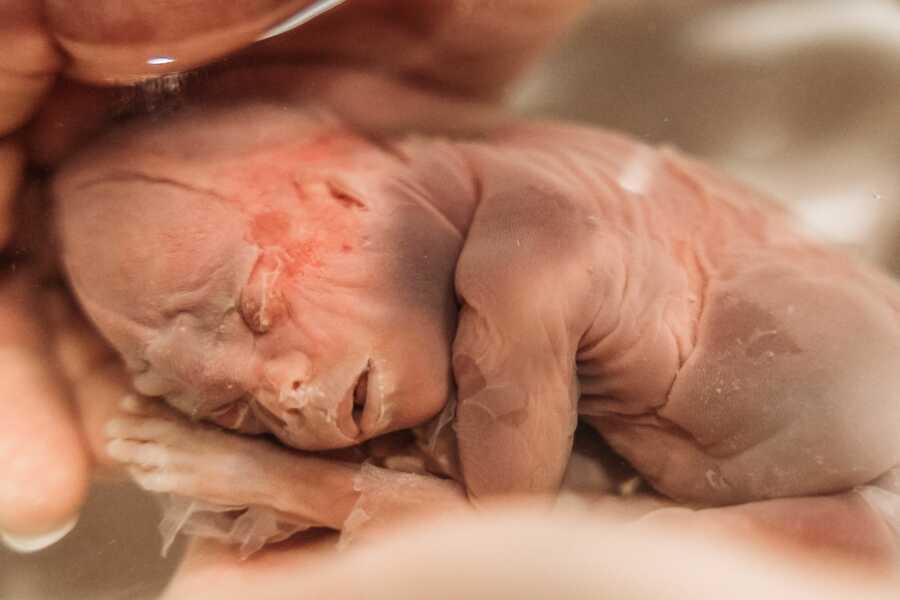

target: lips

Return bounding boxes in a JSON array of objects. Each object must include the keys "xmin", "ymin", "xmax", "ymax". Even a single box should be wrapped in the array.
[{"xmin": 336, "ymin": 364, "xmax": 370, "ymax": 440}]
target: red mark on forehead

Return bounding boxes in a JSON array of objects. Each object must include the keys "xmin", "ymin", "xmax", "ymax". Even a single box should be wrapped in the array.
[
  {"xmin": 243, "ymin": 182, "xmax": 368, "ymax": 278},
  {"xmin": 210, "ymin": 132, "xmax": 376, "ymax": 280},
  {"xmin": 250, "ymin": 211, "xmax": 322, "ymax": 276},
  {"xmin": 250, "ymin": 211, "xmax": 291, "ymax": 244}
]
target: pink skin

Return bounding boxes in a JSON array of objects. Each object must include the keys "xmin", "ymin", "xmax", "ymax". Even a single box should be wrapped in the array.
[
  {"xmin": 56, "ymin": 102, "xmax": 462, "ymax": 450},
  {"xmin": 54, "ymin": 84, "xmax": 900, "ymax": 559}
]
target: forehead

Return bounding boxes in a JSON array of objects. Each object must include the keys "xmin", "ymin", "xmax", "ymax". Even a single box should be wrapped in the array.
[
  {"xmin": 56, "ymin": 102, "xmax": 389, "ymax": 311},
  {"xmin": 58, "ymin": 99, "xmax": 462, "ymax": 325},
  {"xmin": 57, "ymin": 174, "xmax": 257, "ymax": 325}
]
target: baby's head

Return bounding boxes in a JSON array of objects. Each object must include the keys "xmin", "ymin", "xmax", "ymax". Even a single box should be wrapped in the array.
[{"xmin": 55, "ymin": 101, "xmax": 466, "ymax": 449}]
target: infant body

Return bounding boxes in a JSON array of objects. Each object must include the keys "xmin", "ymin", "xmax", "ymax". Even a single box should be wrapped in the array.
[{"xmin": 54, "ymin": 79, "xmax": 900, "ymax": 554}]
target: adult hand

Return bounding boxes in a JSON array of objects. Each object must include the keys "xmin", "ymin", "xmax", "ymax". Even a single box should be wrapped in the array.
[
  {"xmin": 0, "ymin": 0, "xmax": 588, "ymax": 551},
  {"xmin": 159, "ymin": 504, "xmax": 900, "ymax": 600}
]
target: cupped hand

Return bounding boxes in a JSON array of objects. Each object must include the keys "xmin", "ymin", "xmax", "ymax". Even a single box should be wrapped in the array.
[
  {"xmin": 0, "ymin": 0, "xmax": 588, "ymax": 550},
  {"xmin": 158, "ymin": 504, "xmax": 900, "ymax": 600}
]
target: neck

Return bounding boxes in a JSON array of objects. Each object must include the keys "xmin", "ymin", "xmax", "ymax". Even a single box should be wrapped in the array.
[{"xmin": 391, "ymin": 136, "xmax": 482, "ymax": 242}]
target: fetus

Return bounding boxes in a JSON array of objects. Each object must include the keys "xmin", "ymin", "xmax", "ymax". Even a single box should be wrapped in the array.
[{"xmin": 54, "ymin": 76, "xmax": 900, "ymax": 557}]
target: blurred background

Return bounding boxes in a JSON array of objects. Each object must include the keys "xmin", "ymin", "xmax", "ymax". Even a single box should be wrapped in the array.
[
  {"xmin": 5, "ymin": 0, "xmax": 900, "ymax": 597},
  {"xmin": 518, "ymin": 0, "xmax": 900, "ymax": 272}
]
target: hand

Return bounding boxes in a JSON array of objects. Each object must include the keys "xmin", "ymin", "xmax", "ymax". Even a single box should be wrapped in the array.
[{"xmin": 0, "ymin": 2, "xmax": 131, "ymax": 549}]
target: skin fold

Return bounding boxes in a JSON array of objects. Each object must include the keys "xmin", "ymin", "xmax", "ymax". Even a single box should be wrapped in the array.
[
  {"xmin": 0, "ymin": 0, "xmax": 588, "ymax": 540},
  {"xmin": 53, "ymin": 69, "xmax": 900, "ymax": 562}
]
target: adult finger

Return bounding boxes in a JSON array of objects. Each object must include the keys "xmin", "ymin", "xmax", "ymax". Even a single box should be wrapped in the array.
[
  {"xmin": 246, "ymin": 0, "xmax": 591, "ymax": 98},
  {"xmin": 0, "ymin": 274, "xmax": 89, "ymax": 551},
  {"xmin": 162, "ymin": 507, "xmax": 900, "ymax": 600},
  {"xmin": 42, "ymin": 287, "xmax": 131, "ymax": 471},
  {"xmin": 0, "ymin": 140, "xmax": 24, "ymax": 246},
  {"xmin": 43, "ymin": 0, "xmax": 322, "ymax": 84},
  {"xmin": 26, "ymin": 80, "xmax": 123, "ymax": 167},
  {"xmin": 0, "ymin": 0, "xmax": 61, "ymax": 135}
]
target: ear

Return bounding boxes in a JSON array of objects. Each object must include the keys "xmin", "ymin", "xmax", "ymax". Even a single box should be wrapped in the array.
[{"xmin": 240, "ymin": 249, "xmax": 287, "ymax": 334}]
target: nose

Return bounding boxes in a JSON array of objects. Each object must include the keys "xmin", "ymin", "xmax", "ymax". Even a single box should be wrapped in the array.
[{"xmin": 261, "ymin": 351, "xmax": 312, "ymax": 392}]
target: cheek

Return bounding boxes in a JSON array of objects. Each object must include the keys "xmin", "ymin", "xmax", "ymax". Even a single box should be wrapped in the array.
[
  {"xmin": 362, "ymin": 212, "xmax": 461, "ymax": 430},
  {"xmin": 386, "ymin": 207, "xmax": 461, "ymax": 315},
  {"xmin": 378, "ymin": 309, "xmax": 456, "ymax": 430}
]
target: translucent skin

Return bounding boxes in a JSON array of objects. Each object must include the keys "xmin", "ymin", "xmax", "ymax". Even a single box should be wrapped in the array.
[
  {"xmin": 56, "ymin": 102, "xmax": 463, "ymax": 450},
  {"xmin": 451, "ymin": 122, "xmax": 900, "ymax": 505},
  {"xmin": 55, "ymin": 89, "xmax": 900, "ymax": 556}
]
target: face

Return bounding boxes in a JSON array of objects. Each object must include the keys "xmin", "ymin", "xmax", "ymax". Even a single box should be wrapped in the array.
[{"xmin": 55, "ymin": 101, "xmax": 462, "ymax": 449}]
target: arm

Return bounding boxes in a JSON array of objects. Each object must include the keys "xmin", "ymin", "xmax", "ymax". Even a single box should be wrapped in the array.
[
  {"xmin": 106, "ymin": 395, "xmax": 467, "ymax": 553},
  {"xmin": 452, "ymin": 148, "xmax": 600, "ymax": 501}
]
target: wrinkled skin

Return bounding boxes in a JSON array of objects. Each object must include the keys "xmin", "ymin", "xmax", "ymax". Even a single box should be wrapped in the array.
[
  {"xmin": 0, "ymin": 0, "xmax": 587, "ymax": 541},
  {"xmin": 53, "ymin": 68, "xmax": 900, "ymax": 561},
  {"xmin": 58, "ymin": 99, "xmax": 462, "ymax": 450}
]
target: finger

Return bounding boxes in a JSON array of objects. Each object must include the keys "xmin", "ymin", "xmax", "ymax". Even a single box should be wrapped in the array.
[
  {"xmin": 0, "ymin": 0, "xmax": 61, "ymax": 135},
  {"xmin": 246, "ymin": 0, "xmax": 591, "ymax": 98},
  {"xmin": 43, "ymin": 0, "xmax": 323, "ymax": 84},
  {"xmin": 192, "ymin": 64, "xmax": 505, "ymax": 137},
  {"xmin": 452, "ymin": 161, "xmax": 599, "ymax": 500},
  {"xmin": 165, "ymin": 508, "xmax": 899, "ymax": 600},
  {"xmin": 0, "ymin": 276, "xmax": 89, "ymax": 546},
  {"xmin": 8, "ymin": 182, "xmax": 59, "ymax": 279},
  {"xmin": 0, "ymin": 139, "xmax": 24, "ymax": 247},
  {"xmin": 26, "ymin": 80, "xmax": 122, "ymax": 166},
  {"xmin": 44, "ymin": 287, "xmax": 133, "ymax": 470}
]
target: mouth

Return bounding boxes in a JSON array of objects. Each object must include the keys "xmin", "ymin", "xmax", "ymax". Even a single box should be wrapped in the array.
[{"xmin": 337, "ymin": 363, "xmax": 371, "ymax": 440}]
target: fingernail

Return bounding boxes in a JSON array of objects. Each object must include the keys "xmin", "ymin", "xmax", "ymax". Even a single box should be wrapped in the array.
[
  {"xmin": 256, "ymin": 0, "xmax": 346, "ymax": 41},
  {"xmin": 105, "ymin": 439, "xmax": 123, "ymax": 460},
  {"xmin": 1, "ymin": 516, "xmax": 78, "ymax": 553}
]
